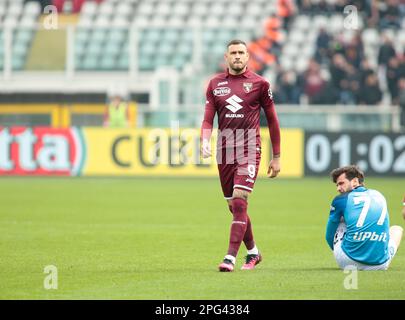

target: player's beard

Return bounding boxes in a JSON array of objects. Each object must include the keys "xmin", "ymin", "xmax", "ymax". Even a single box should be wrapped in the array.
[{"xmin": 230, "ymin": 61, "xmax": 247, "ymax": 74}]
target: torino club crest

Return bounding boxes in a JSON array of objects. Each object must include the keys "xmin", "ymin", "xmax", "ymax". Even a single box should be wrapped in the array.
[{"xmin": 243, "ymin": 82, "xmax": 253, "ymax": 93}]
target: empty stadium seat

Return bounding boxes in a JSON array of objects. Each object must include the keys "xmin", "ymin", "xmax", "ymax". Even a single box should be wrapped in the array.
[
  {"xmin": 81, "ymin": 1, "xmax": 98, "ymax": 17},
  {"xmin": 12, "ymin": 55, "xmax": 25, "ymax": 70},
  {"xmin": 117, "ymin": 54, "xmax": 129, "ymax": 70},
  {"xmin": 139, "ymin": 55, "xmax": 154, "ymax": 71},
  {"xmin": 107, "ymin": 29, "xmax": 127, "ymax": 44},
  {"xmin": 104, "ymin": 42, "xmax": 121, "ymax": 57},
  {"xmin": 100, "ymin": 55, "xmax": 116, "ymax": 70},
  {"xmin": 90, "ymin": 29, "xmax": 107, "ymax": 44},
  {"xmin": 23, "ymin": 1, "xmax": 41, "ymax": 16},
  {"xmin": 0, "ymin": 1, "xmax": 42, "ymax": 71},
  {"xmin": 293, "ymin": 15, "xmax": 311, "ymax": 31},
  {"xmin": 82, "ymin": 55, "xmax": 99, "ymax": 70},
  {"xmin": 362, "ymin": 30, "xmax": 379, "ymax": 49},
  {"xmin": 69, "ymin": 0, "xmax": 266, "ymax": 72}
]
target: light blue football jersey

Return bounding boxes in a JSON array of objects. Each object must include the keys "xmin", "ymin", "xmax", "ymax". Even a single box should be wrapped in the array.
[{"xmin": 325, "ymin": 186, "xmax": 390, "ymax": 265}]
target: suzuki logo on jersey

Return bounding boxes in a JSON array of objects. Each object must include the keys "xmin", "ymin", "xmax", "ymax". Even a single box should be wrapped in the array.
[
  {"xmin": 217, "ymin": 81, "xmax": 228, "ymax": 86},
  {"xmin": 213, "ymin": 87, "xmax": 231, "ymax": 96},
  {"xmin": 225, "ymin": 95, "xmax": 244, "ymax": 117}
]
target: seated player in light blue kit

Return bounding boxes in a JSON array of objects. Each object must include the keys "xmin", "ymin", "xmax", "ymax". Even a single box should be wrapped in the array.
[{"xmin": 325, "ymin": 165, "xmax": 403, "ymax": 270}]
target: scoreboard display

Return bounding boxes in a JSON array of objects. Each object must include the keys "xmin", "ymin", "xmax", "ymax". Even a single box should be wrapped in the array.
[{"xmin": 305, "ymin": 132, "xmax": 405, "ymax": 176}]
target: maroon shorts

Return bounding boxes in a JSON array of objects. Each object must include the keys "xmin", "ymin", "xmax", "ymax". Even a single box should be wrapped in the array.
[{"xmin": 217, "ymin": 147, "xmax": 261, "ymax": 199}]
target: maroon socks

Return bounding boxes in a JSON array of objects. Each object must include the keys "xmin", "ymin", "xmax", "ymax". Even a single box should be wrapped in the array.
[
  {"xmin": 227, "ymin": 198, "xmax": 249, "ymax": 257},
  {"xmin": 243, "ymin": 216, "xmax": 255, "ymax": 251}
]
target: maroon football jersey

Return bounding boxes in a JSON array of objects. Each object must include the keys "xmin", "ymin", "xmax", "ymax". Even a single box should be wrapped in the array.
[{"xmin": 204, "ymin": 69, "xmax": 276, "ymax": 151}]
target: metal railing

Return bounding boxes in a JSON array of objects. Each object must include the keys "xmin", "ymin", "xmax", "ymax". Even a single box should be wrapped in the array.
[
  {"xmin": 135, "ymin": 104, "xmax": 402, "ymax": 132},
  {"xmin": 0, "ymin": 25, "xmax": 255, "ymax": 79}
]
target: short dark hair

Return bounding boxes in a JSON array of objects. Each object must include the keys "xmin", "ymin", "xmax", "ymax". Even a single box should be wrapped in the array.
[
  {"xmin": 330, "ymin": 165, "xmax": 365, "ymax": 184},
  {"xmin": 227, "ymin": 39, "xmax": 247, "ymax": 49}
]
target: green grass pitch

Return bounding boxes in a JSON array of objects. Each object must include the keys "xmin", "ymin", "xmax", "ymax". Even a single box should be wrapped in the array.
[{"xmin": 0, "ymin": 177, "xmax": 404, "ymax": 299}]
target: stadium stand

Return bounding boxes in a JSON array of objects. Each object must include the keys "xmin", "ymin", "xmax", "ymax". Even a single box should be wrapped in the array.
[
  {"xmin": 71, "ymin": 0, "xmax": 404, "ymax": 106},
  {"xmin": 0, "ymin": 0, "xmax": 404, "ymax": 109},
  {"xmin": 73, "ymin": 0, "xmax": 266, "ymax": 72},
  {"xmin": 0, "ymin": 0, "xmax": 41, "ymax": 70}
]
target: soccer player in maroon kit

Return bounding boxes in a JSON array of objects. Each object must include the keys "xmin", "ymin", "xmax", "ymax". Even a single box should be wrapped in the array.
[{"xmin": 200, "ymin": 40, "xmax": 281, "ymax": 271}]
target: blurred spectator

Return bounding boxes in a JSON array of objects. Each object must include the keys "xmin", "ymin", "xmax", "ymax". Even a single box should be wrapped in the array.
[
  {"xmin": 329, "ymin": 33, "xmax": 346, "ymax": 57},
  {"xmin": 303, "ymin": 60, "xmax": 326, "ymax": 104},
  {"xmin": 277, "ymin": 0, "xmax": 297, "ymax": 30},
  {"xmin": 398, "ymin": 50, "xmax": 405, "ymax": 78},
  {"xmin": 295, "ymin": 0, "xmax": 369, "ymax": 15},
  {"xmin": 399, "ymin": 78, "xmax": 405, "ymax": 130},
  {"xmin": 378, "ymin": 35, "xmax": 397, "ymax": 67},
  {"xmin": 317, "ymin": 0, "xmax": 334, "ymax": 16},
  {"xmin": 386, "ymin": 57, "xmax": 401, "ymax": 104},
  {"xmin": 247, "ymin": 15, "xmax": 281, "ymax": 74},
  {"xmin": 352, "ymin": 0, "xmax": 369, "ymax": 13},
  {"xmin": 329, "ymin": 54, "xmax": 348, "ymax": 92},
  {"xmin": 104, "ymin": 91, "xmax": 129, "ymax": 128},
  {"xmin": 349, "ymin": 32, "xmax": 365, "ymax": 65},
  {"xmin": 275, "ymin": 71, "xmax": 301, "ymax": 104},
  {"xmin": 401, "ymin": 1, "xmax": 405, "ymax": 19},
  {"xmin": 314, "ymin": 28, "xmax": 331, "ymax": 64},
  {"xmin": 368, "ymin": 0, "xmax": 381, "ymax": 28},
  {"xmin": 316, "ymin": 28, "xmax": 331, "ymax": 51},
  {"xmin": 358, "ymin": 73, "xmax": 382, "ymax": 105},
  {"xmin": 247, "ymin": 39, "xmax": 276, "ymax": 75},
  {"xmin": 52, "ymin": 0, "xmax": 96, "ymax": 13},
  {"xmin": 359, "ymin": 59, "xmax": 374, "ymax": 85},
  {"xmin": 379, "ymin": 0, "xmax": 402, "ymax": 29},
  {"xmin": 32, "ymin": 0, "xmax": 52, "ymax": 10},
  {"xmin": 340, "ymin": 65, "xmax": 361, "ymax": 104},
  {"xmin": 317, "ymin": 82, "xmax": 340, "ymax": 104},
  {"xmin": 296, "ymin": 0, "xmax": 312, "ymax": 14},
  {"xmin": 334, "ymin": 0, "xmax": 347, "ymax": 13},
  {"xmin": 345, "ymin": 45, "xmax": 362, "ymax": 69},
  {"xmin": 259, "ymin": 0, "xmax": 404, "ymax": 106}
]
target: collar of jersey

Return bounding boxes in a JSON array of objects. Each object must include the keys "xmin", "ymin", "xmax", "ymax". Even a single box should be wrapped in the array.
[
  {"xmin": 225, "ymin": 68, "xmax": 251, "ymax": 78},
  {"xmin": 353, "ymin": 186, "xmax": 367, "ymax": 192}
]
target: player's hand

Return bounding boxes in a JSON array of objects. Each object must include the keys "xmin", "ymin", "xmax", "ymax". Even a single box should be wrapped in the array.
[
  {"xmin": 201, "ymin": 139, "xmax": 212, "ymax": 158},
  {"xmin": 267, "ymin": 157, "xmax": 280, "ymax": 178}
]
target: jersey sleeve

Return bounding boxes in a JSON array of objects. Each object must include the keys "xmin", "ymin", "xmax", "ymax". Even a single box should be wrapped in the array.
[
  {"xmin": 325, "ymin": 194, "xmax": 347, "ymax": 250},
  {"xmin": 260, "ymin": 80, "xmax": 281, "ymax": 157},
  {"xmin": 200, "ymin": 81, "xmax": 216, "ymax": 141}
]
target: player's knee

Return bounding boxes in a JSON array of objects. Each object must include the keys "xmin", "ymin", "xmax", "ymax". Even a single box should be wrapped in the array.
[
  {"xmin": 226, "ymin": 199, "xmax": 233, "ymax": 214},
  {"xmin": 232, "ymin": 189, "xmax": 249, "ymax": 201},
  {"xmin": 390, "ymin": 225, "xmax": 403, "ymax": 248},
  {"xmin": 390, "ymin": 225, "xmax": 403, "ymax": 232},
  {"xmin": 231, "ymin": 197, "xmax": 248, "ymax": 216},
  {"xmin": 390, "ymin": 225, "xmax": 404, "ymax": 237}
]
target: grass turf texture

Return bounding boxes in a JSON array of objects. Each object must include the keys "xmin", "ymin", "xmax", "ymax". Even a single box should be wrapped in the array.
[{"xmin": 0, "ymin": 177, "xmax": 404, "ymax": 299}]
